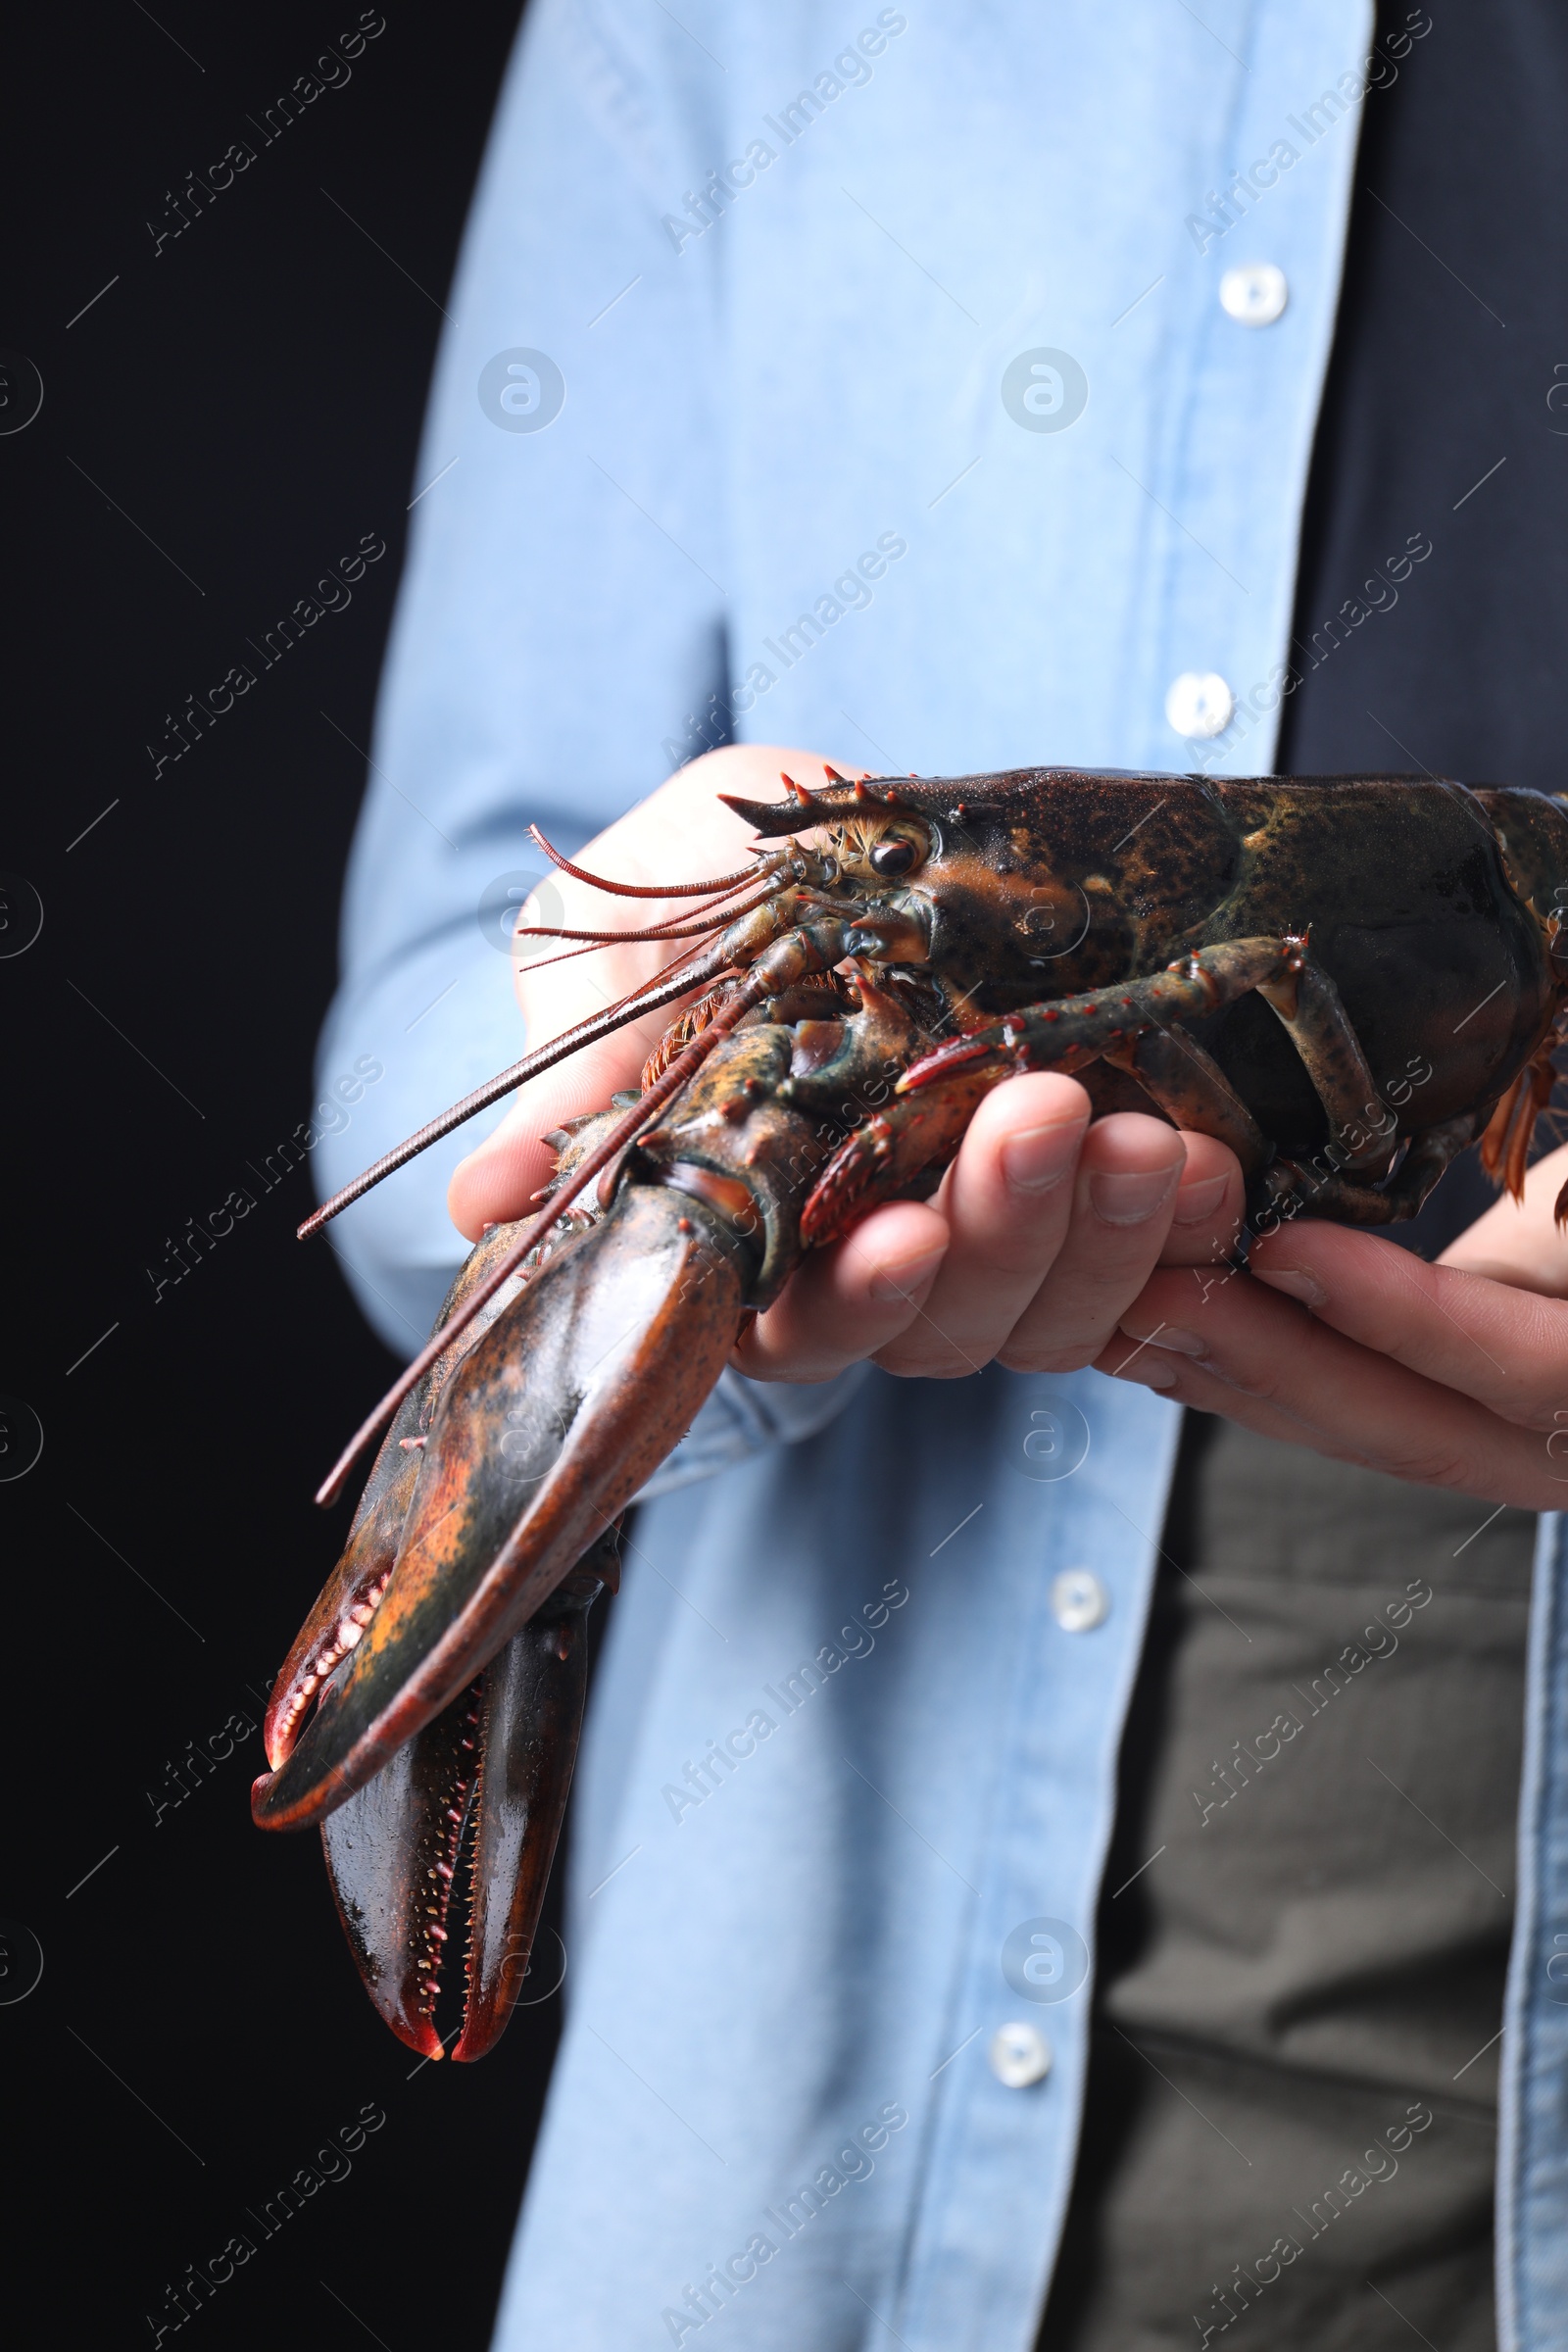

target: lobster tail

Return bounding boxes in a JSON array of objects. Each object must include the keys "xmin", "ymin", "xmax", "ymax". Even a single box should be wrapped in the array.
[{"xmin": 1479, "ymin": 1035, "xmax": 1560, "ymax": 1200}]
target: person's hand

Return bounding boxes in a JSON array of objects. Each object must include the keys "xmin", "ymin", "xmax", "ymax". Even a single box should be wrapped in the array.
[
  {"xmin": 448, "ymin": 744, "xmax": 1248, "ymax": 1384},
  {"xmin": 1097, "ymin": 1138, "xmax": 1568, "ymax": 1509}
]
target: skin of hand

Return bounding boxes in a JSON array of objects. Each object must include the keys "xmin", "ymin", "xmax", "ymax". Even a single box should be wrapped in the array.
[
  {"xmin": 447, "ymin": 744, "xmax": 1246, "ymax": 1385},
  {"xmin": 1097, "ymin": 1136, "xmax": 1568, "ymax": 1510}
]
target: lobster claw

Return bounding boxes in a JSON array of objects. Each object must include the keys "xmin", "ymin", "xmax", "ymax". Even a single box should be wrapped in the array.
[
  {"xmin": 316, "ymin": 1530, "xmax": 617, "ymax": 2062},
  {"xmin": 253, "ymin": 1178, "xmax": 748, "ymax": 2053},
  {"xmin": 254, "ymin": 1183, "xmax": 745, "ymax": 1834}
]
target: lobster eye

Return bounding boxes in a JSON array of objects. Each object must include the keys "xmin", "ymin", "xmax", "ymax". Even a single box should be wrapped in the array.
[{"xmin": 870, "ymin": 837, "xmax": 917, "ymax": 879}]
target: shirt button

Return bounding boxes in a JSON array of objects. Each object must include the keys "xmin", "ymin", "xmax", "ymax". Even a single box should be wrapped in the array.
[
  {"xmin": 991, "ymin": 2022, "xmax": 1053, "ymax": 2088},
  {"xmin": 1219, "ymin": 263, "xmax": 1289, "ymax": 325},
  {"xmin": 1052, "ymin": 1568, "xmax": 1109, "ymax": 1633},
  {"xmin": 1165, "ymin": 671, "xmax": 1234, "ymax": 740}
]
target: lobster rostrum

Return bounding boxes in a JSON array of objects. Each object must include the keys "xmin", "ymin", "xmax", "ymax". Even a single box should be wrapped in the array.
[{"xmin": 255, "ymin": 765, "xmax": 1568, "ymax": 2057}]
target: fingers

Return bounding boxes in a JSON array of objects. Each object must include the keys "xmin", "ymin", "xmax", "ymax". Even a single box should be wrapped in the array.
[
  {"xmin": 1439, "ymin": 1138, "xmax": 1568, "ymax": 1297},
  {"xmin": 1247, "ymin": 1222, "xmax": 1568, "ymax": 1428},
  {"xmin": 448, "ymin": 1110, "xmax": 540, "ymax": 1243},
  {"xmin": 985, "ymin": 1111, "xmax": 1190, "ymax": 1375},
  {"xmin": 865, "ymin": 1075, "xmax": 1090, "ymax": 1376},
  {"xmin": 736, "ymin": 1084, "xmax": 1239, "ymax": 1384},
  {"xmin": 733, "ymin": 1200, "xmax": 950, "ymax": 1382},
  {"xmin": 725, "ymin": 1081, "xmax": 1245, "ymax": 1385},
  {"xmin": 1095, "ymin": 1254, "xmax": 1568, "ymax": 1509},
  {"xmin": 1158, "ymin": 1130, "xmax": 1249, "ymax": 1267},
  {"xmin": 863, "ymin": 1092, "xmax": 1238, "ymax": 1378}
]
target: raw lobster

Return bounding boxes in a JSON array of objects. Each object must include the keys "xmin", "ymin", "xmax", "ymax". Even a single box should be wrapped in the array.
[{"xmin": 254, "ymin": 766, "xmax": 1568, "ymax": 2057}]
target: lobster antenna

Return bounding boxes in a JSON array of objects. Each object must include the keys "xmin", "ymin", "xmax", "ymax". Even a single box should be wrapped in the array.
[
  {"xmin": 518, "ymin": 934, "xmax": 729, "ymax": 978},
  {"xmin": 512, "ymin": 864, "xmax": 783, "ymax": 974},
  {"xmin": 296, "ymin": 934, "xmax": 745, "ymax": 1242},
  {"xmin": 313, "ymin": 976, "xmax": 770, "ymax": 1506},
  {"xmin": 513, "ymin": 877, "xmax": 780, "ymax": 950},
  {"xmin": 527, "ymin": 824, "xmax": 773, "ymax": 899}
]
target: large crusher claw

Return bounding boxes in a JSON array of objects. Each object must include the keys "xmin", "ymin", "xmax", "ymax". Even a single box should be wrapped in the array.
[
  {"xmin": 317, "ymin": 1529, "xmax": 616, "ymax": 2062},
  {"xmin": 253, "ymin": 1182, "xmax": 749, "ymax": 2047}
]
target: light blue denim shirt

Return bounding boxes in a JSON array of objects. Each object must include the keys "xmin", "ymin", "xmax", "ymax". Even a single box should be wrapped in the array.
[{"xmin": 314, "ymin": 5, "xmax": 1568, "ymax": 2344}]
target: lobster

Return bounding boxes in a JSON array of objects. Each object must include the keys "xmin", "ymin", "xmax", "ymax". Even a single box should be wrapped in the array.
[{"xmin": 253, "ymin": 765, "xmax": 1568, "ymax": 2059}]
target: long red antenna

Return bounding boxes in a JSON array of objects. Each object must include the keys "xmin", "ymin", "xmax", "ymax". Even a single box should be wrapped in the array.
[
  {"xmin": 296, "ymin": 936, "xmax": 743, "ymax": 1242},
  {"xmin": 513, "ymin": 861, "xmax": 781, "ymax": 975},
  {"xmin": 527, "ymin": 824, "xmax": 766, "ymax": 899},
  {"xmin": 513, "ymin": 876, "xmax": 781, "ymax": 950}
]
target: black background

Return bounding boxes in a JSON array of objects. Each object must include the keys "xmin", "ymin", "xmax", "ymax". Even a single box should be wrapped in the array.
[{"xmin": 3, "ymin": 7, "xmax": 546, "ymax": 2346}]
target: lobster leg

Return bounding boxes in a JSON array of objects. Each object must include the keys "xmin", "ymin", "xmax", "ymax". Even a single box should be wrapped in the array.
[
  {"xmin": 804, "ymin": 935, "xmax": 1309, "ymax": 1243},
  {"xmin": 1257, "ymin": 1114, "xmax": 1479, "ymax": 1226},
  {"xmin": 1102, "ymin": 1026, "xmax": 1269, "ymax": 1173},
  {"xmin": 1479, "ymin": 1034, "xmax": 1560, "ymax": 1200},
  {"xmin": 259, "ymin": 966, "xmax": 925, "ymax": 2058},
  {"xmin": 1250, "ymin": 946, "xmax": 1396, "ymax": 1178}
]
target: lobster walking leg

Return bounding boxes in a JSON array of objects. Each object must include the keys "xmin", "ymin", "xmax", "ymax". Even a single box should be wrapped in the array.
[
  {"xmin": 1479, "ymin": 1036, "xmax": 1560, "ymax": 1200},
  {"xmin": 804, "ymin": 936, "xmax": 1311, "ymax": 1242},
  {"xmin": 1257, "ymin": 1114, "xmax": 1480, "ymax": 1227},
  {"xmin": 1251, "ymin": 948, "xmax": 1396, "ymax": 1177},
  {"xmin": 1102, "ymin": 1026, "xmax": 1269, "ymax": 1173}
]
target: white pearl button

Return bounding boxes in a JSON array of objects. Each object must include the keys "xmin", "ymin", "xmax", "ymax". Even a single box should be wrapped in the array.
[
  {"xmin": 1052, "ymin": 1568, "xmax": 1109, "ymax": 1633},
  {"xmin": 1165, "ymin": 671, "xmax": 1234, "ymax": 740},
  {"xmin": 1219, "ymin": 263, "xmax": 1289, "ymax": 326},
  {"xmin": 991, "ymin": 2022, "xmax": 1053, "ymax": 2087}
]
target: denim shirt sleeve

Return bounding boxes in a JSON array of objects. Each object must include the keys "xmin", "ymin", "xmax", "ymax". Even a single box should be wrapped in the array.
[{"xmin": 312, "ymin": 0, "xmax": 734, "ymax": 1350}]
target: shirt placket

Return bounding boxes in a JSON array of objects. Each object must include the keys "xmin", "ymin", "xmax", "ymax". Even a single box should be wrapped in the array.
[{"xmin": 1125, "ymin": 1, "xmax": 1373, "ymax": 780}]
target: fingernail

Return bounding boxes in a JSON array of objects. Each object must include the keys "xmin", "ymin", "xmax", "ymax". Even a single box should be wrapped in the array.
[
  {"xmin": 1171, "ymin": 1172, "xmax": 1231, "ymax": 1226},
  {"xmin": 868, "ymin": 1246, "xmax": 946, "ymax": 1303},
  {"xmin": 1089, "ymin": 1164, "xmax": 1181, "ymax": 1226},
  {"xmin": 1118, "ymin": 1355, "xmax": 1178, "ymax": 1390},
  {"xmin": 1253, "ymin": 1264, "xmax": 1327, "ymax": 1309},
  {"xmin": 1119, "ymin": 1322, "xmax": 1208, "ymax": 1358},
  {"xmin": 1000, "ymin": 1119, "xmax": 1083, "ymax": 1195}
]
